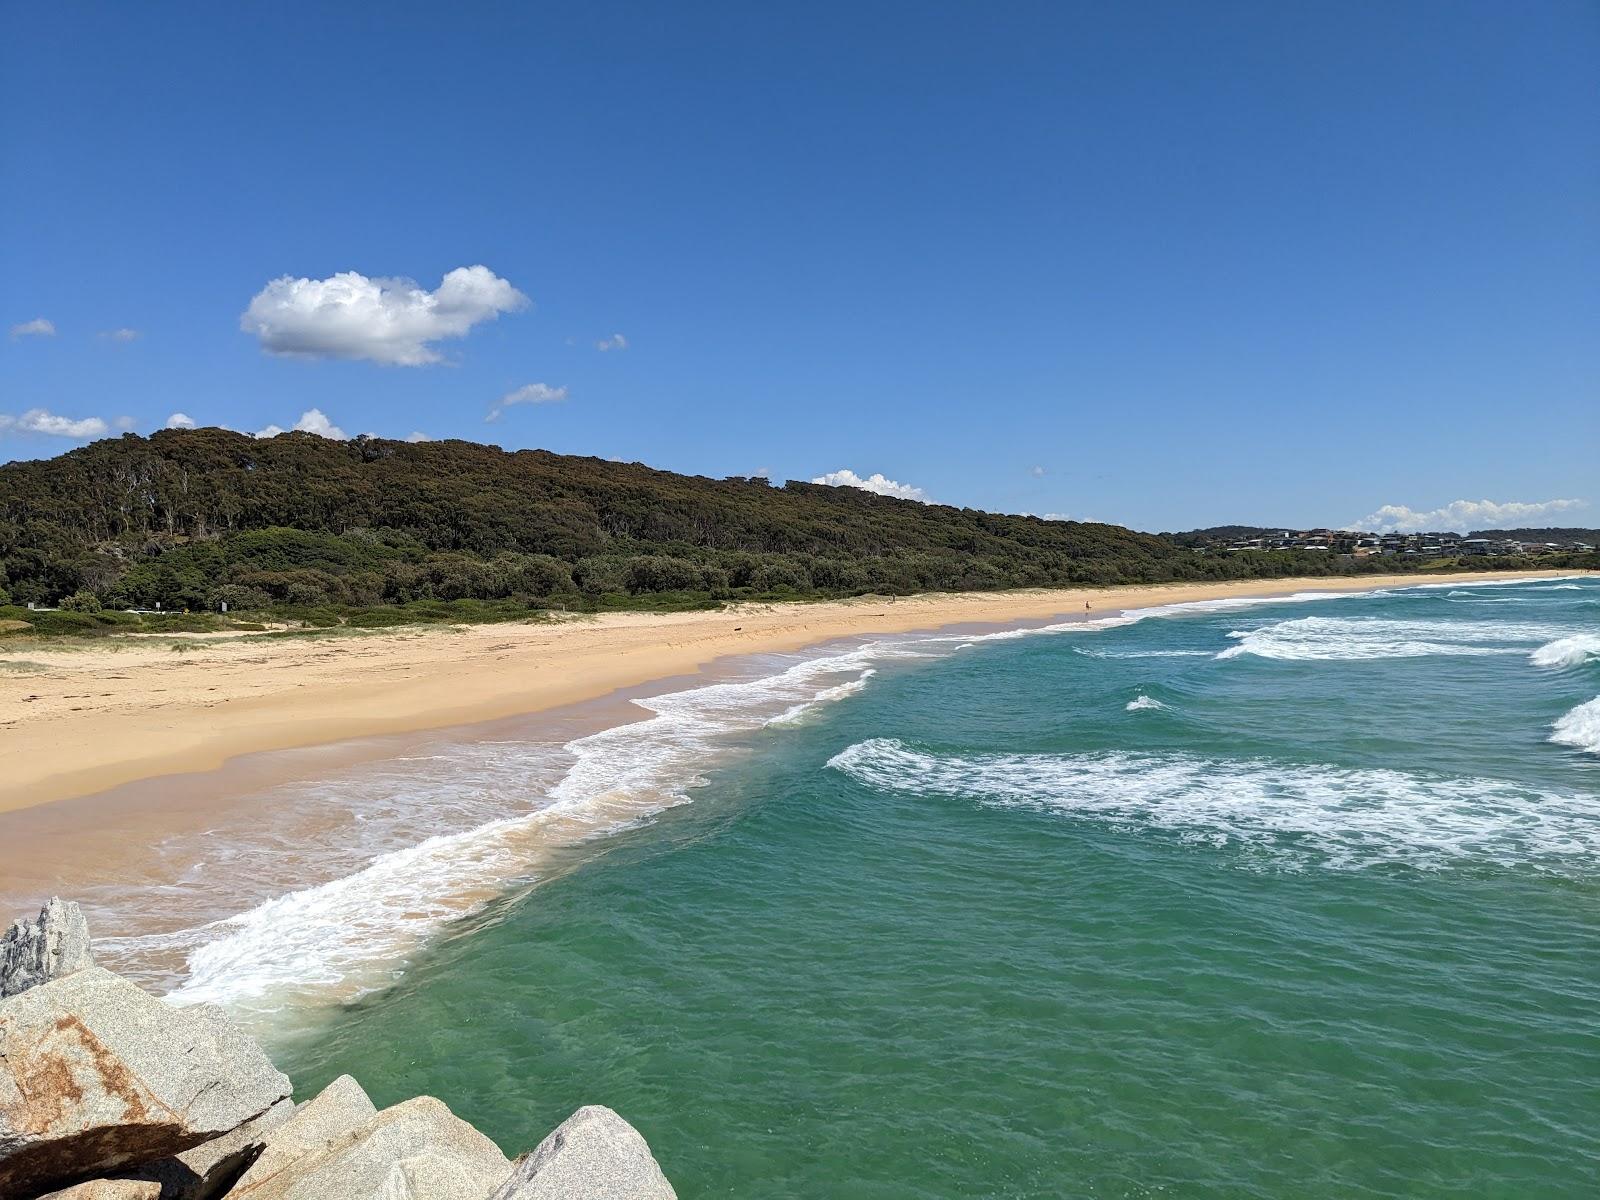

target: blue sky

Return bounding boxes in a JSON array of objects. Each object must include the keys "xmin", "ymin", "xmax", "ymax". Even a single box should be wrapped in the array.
[{"xmin": 2, "ymin": 1, "xmax": 1595, "ymax": 532}]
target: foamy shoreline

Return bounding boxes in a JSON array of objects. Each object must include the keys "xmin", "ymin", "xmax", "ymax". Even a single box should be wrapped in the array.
[
  {"xmin": 1, "ymin": 570, "xmax": 1590, "ymax": 816},
  {"xmin": 0, "ymin": 568, "xmax": 1592, "ymax": 1030}
]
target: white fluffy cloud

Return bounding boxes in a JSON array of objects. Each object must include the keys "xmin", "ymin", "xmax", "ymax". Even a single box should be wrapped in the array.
[
  {"xmin": 811, "ymin": 468, "xmax": 931, "ymax": 503},
  {"xmin": 10, "ymin": 318, "xmax": 55, "ymax": 339},
  {"xmin": 0, "ymin": 407, "xmax": 108, "ymax": 438},
  {"xmin": 255, "ymin": 408, "xmax": 349, "ymax": 440},
  {"xmin": 241, "ymin": 266, "xmax": 527, "ymax": 365},
  {"xmin": 165, "ymin": 412, "xmax": 197, "ymax": 429},
  {"xmin": 486, "ymin": 382, "xmax": 568, "ymax": 422},
  {"xmin": 595, "ymin": 333, "xmax": 628, "ymax": 352},
  {"xmin": 404, "ymin": 431, "xmax": 431, "ymax": 443},
  {"xmin": 1350, "ymin": 497, "xmax": 1588, "ymax": 533}
]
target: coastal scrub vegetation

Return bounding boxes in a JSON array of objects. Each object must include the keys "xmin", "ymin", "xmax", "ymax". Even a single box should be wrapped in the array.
[{"xmin": 0, "ymin": 430, "xmax": 1593, "ymax": 633}]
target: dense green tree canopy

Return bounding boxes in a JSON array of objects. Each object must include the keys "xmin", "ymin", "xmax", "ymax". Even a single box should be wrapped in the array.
[{"xmin": 0, "ymin": 430, "xmax": 1586, "ymax": 616}]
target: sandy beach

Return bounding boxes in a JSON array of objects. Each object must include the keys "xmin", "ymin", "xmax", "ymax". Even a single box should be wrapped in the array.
[{"xmin": 1, "ymin": 570, "xmax": 1589, "ymax": 815}]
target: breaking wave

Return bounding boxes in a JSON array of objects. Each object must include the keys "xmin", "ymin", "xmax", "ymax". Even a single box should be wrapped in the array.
[
  {"xmin": 1404, "ymin": 576, "xmax": 1583, "ymax": 590},
  {"xmin": 1549, "ymin": 697, "xmax": 1600, "ymax": 757},
  {"xmin": 1125, "ymin": 695, "xmax": 1167, "ymax": 712},
  {"xmin": 1217, "ymin": 616, "xmax": 1563, "ymax": 662},
  {"xmin": 1530, "ymin": 635, "xmax": 1600, "ymax": 670},
  {"xmin": 767, "ymin": 671, "xmax": 876, "ymax": 726},
  {"xmin": 827, "ymin": 738, "xmax": 1600, "ymax": 872}
]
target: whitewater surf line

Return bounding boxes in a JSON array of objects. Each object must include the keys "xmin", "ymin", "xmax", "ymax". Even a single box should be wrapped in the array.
[
  {"xmin": 827, "ymin": 738, "xmax": 1600, "ymax": 872},
  {"xmin": 57, "ymin": 574, "xmax": 1593, "ymax": 1028}
]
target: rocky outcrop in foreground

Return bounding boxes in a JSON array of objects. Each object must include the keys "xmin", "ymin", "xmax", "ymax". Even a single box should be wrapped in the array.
[
  {"xmin": 1, "ymin": 897, "xmax": 95, "ymax": 999},
  {"xmin": 489, "ymin": 1107, "xmax": 678, "ymax": 1200},
  {"xmin": 0, "ymin": 899, "xmax": 677, "ymax": 1200}
]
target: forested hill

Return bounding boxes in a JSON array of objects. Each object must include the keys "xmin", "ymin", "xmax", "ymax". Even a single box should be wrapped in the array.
[
  {"xmin": 0, "ymin": 430, "xmax": 1566, "ymax": 616},
  {"xmin": 1467, "ymin": 527, "xmax": 1599, "ymax": 546}
]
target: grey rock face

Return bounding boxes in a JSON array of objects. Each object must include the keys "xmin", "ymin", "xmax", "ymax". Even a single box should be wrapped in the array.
[
  {"xmin": 126, "ymin": 1096, "xmax": 294, "ymax": 1200},
  {"xmin": 37, "ymin": 1180, "xmax": 163, "ymax": 1199},
  {"xmin": 0, "ymin": 967, "xmax": 291, "ymax": 1197},
  {"xmin": 227, "ymin": 1095, "xmax": 511, "ymax": 1200},
  {"xmin": 1, "ymin": 897, "xmax": 95, "ymax": 999},
  {"xmin": 490, "ymin": 1106, "xmax": 676, "ymax": 1200},
  {"xmin": 227, "ymin": 1075, "xmax": 376, "ymax": 1194}
]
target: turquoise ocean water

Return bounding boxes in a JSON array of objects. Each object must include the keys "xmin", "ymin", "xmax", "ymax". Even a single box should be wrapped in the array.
[{"xmin": 249, "ymin": 579, "xmax": 1597, "ymax": 1196}]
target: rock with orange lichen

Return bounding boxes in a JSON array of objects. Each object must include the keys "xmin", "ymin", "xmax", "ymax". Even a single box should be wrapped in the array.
[{"xmin": 0, "ymin": 967, "xmax": 290, "ymax": 1198}]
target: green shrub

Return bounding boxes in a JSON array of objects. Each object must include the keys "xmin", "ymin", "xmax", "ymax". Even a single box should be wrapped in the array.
[
  {"xmin": 60, "ymin": 590, "xmax": 102, "ymax": 613},
  {"xmin": 143, "ymin": 613, "xmax": 222, "ymax": 633},
  {"xmin": 207, "ymin": 583, "xmax": 274, "ymax": 612},
  {"xmin": 16, "ymin": 610, "xmax": 103, "ymax": 635},
  {"xmin": 344, "ymin": 608, "xmax": 420, "ymax": 628}
]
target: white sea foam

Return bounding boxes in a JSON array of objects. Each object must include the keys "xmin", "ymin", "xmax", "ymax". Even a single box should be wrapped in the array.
[
  {"xmin": 1549, "ymin": 697, "xmax": 1600, "ymax": 757},
  {"xmin": 1403, "ymin": 576, "xmax": 1581, "ymax": 591},
  {"xmin": 1217, "ymin": 616, "xmax": 1564, "ymax": 662},
  {"xmin": 918, "ymin": 587, "xmax": 1386, "ymax": 660},
  {"xmin": 167, "ymin": 645, "xmax": 893, "ymax": 1017},
  {"xmin": 1131, "ymin": 591, "xmax": 1355, "ymax": 620},
  {"xmin": 1531, "ymin": 635, "xmax": 1600, "ymax": 670},
  {"xmin": 166, "ymin": 811, "xmax": 569, "ymax": 1011},
  {"xmin": 827, "ymin": 739, "xmax": 1600, "ymax": 871},
  {"xmin": 928, "ymin": 586, "xmax": 1387, "ymax": 655},
  {"xmin": 935, "ymin": 613, "xmax": 1144, "ymax": 644},
  {"xmin": 766, "ymin": 671, "xmax": 876, "ymax": 726},
  {"xmin": 1125, "ymin": 695, "xmax": 1166, "ymax": 711}
]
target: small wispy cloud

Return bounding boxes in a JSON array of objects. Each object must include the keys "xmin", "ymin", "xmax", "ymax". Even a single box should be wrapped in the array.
[
  {"xmin": 0, "ymin": 407, "xmax": 108, "ymax": 438},
  {"xmin": 241, "ymin": 265, "xmax": 527, "ymax": 366},
  {"xmin": 486, "ymin": 382, "xmax": 567, "ymax": 422},
  {"xmin": 255, "ymin": 408, "xmax": 349, "ymax": 440},
  {"xmin": 1028, "ymin": 465, "xmax": 1047, "ymax": 478},
  {"xmin": 1350, "ymin": 497, "xmax": 1588, "ymax": 534},
  {"xmin": 811, "ymin": 468, "xmax": 931, "ymax": 503},
  {"xmin": 404, "ymin": 431, "xmax": 431, "ymax": 442},
  {"xmin": 9, "ymin": 318, "xmax": 55, "ymax": 339},
  {"xmin": 595, "ymin": 333, "xmax": 628, "ymax": 352},
  {"xmin": 99, "ymin": 328, "xmax": 141, "ymax": 343}
]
